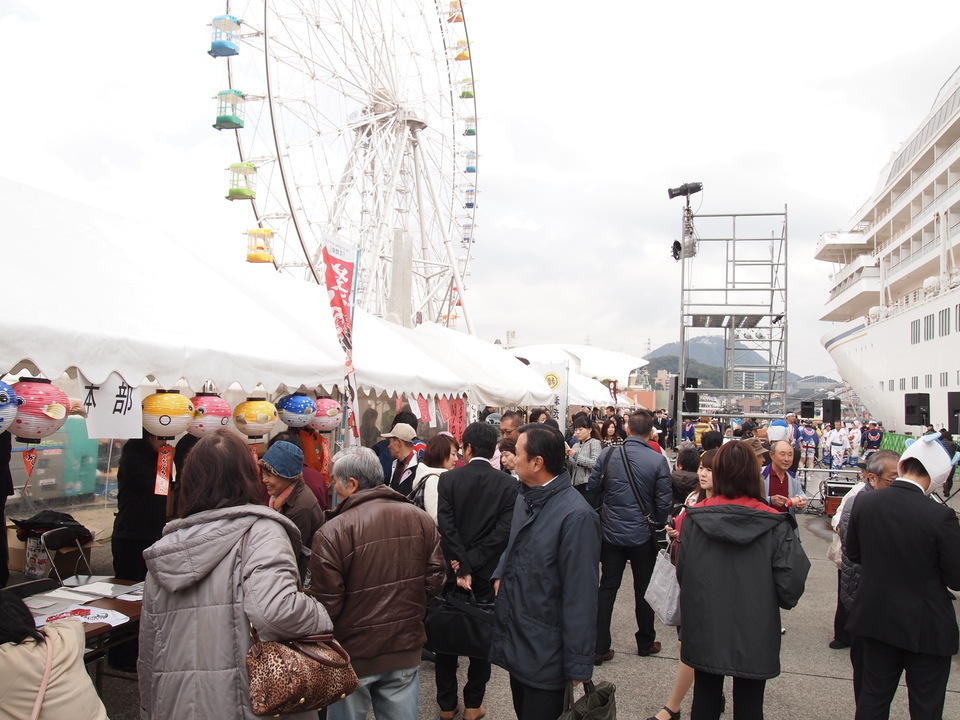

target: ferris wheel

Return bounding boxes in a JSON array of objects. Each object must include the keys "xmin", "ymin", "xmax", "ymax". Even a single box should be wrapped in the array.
[{"xmin": 209, "ymin": 0, "xmax": 478, "ymax": 330}]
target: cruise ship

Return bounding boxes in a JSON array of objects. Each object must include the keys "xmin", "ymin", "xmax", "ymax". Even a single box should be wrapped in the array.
[{"xmin": 817, "ymin": 65, "xmax": 960, "ymax": 434}]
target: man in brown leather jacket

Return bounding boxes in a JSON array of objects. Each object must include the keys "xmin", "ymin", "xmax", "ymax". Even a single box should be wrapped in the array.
[{"xmin": 310, "ymin": 446, "xmax": 446, "ymax": 720}]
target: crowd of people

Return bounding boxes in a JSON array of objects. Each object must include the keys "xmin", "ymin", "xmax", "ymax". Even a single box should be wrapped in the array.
[{"xmin": 1, "ymin": 403, "xmax": 958, "ymax": 720}]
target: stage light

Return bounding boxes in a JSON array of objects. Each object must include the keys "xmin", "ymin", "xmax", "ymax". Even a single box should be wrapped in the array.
[{"xmin": 667, "ymin": 182, "xmax": 703, "ymax": 200}]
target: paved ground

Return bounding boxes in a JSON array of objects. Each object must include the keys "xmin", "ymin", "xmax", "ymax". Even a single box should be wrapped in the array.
[{"xmin": 10, "ymin": 511, "xmax": 960, "ymax": 719}]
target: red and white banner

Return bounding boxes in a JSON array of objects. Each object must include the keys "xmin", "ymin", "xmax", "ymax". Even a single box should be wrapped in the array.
[{"xmin": 322, "ymin": 237, "xmax": 361, "ymax": 440}]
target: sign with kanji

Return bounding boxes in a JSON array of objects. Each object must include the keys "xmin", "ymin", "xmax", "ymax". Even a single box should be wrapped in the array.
[{"xmin": 81, "ymin": 372, "xmax": 143, "ymax": 438}]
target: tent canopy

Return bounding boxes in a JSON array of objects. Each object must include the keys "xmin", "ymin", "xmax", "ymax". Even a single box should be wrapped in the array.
[{"xmin": 509, "ymin": 344, "xmax": 646, "ymax": 387}]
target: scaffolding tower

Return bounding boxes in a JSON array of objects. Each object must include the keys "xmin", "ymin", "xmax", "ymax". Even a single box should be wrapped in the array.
[{"xmin": 673, "ymin": 207, "xmax": 789, "ymax": 424}]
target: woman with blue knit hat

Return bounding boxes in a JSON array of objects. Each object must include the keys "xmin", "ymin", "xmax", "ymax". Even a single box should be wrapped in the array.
[{"xmin": 260, "ymin": 440, "xmax": 323, "ymax": 578}]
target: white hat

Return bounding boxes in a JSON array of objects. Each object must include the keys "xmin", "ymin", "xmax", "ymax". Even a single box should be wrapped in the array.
[{"xmin": 899, "ymin": 434, "xmax": 960, "ymax": 495}]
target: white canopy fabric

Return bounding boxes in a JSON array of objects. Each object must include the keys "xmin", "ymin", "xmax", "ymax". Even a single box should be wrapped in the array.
[
  {"xmin": 510, "ymin": 344, "xmax": 646, "ymax": 386},
  {"xmin": 3, "ymin": 179, "xmax": 546, "ymax": 405},
  {"xmin": 3, "ymin": 179, "xmax": 344, "ymax": 392},
  {"xmin": 408, "ymin": 322, "xmax": 553, "ymax": 406},
  {"xmin": 567, "ymin": 373, "xmax": 618, "ymax": 407}
]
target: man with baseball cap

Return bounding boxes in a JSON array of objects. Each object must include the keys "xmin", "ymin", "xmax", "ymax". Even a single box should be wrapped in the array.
[
  {"xmin": 846, "ymin": 434, "xmax": 960, "ymax": 718},
  {"xmin": 382, "ymin": 423, "xmax": 420, "ymax": 497}
]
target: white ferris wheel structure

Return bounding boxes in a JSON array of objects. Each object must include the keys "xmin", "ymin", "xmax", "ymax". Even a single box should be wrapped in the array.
[{"xmin": 211, "ymin": 0, "xmax": 479, "ymax": 331}]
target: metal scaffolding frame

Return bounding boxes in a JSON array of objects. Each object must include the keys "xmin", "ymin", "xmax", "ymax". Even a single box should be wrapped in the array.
[{"xmin": 673, "ymin": 207, "xmax": 789, "ymax": 423}]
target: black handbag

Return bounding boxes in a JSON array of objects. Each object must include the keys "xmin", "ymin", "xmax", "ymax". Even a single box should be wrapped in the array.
[{"xmin": 423, "ymin": 589, "xmax": 495, "ymax": 659}]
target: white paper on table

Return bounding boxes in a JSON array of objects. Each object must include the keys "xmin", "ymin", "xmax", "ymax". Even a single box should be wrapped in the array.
[
  {"xmin": 69, "ymin": 582, "xmax": 130, "ymax": 598},
  {"xmin": 34, "ymin": 605, "xmax": 129, "ymax": 628},
  {"xmin": 43, "ymin": 589, "xmax": 95, "ymax": 602}
]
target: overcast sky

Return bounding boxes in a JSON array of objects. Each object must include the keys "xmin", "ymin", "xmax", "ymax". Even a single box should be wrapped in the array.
[{"xmin": 2, "ymin": 2, "xmax": 958, "ymax": 379}]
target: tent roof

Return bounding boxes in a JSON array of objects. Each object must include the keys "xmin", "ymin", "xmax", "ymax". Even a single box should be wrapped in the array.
[{"xmin": 509, "ymin": 344, "xmax": 646, "ymax": 386}]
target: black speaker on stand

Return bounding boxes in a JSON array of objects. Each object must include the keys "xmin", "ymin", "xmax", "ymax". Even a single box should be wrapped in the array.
[
  {"xmin": 822, "ymin": 399, "xmax": 842, "ymax": 425},
  {"xmin": 948, "ymin": 392, "xmax": 960, "ymax": 436},
  {"xmin": 683, "ymin": 377, "xmax": 699, "ymax": 414},
  {"xmin": 800, "ymin": 401, "xmax": 815, "ymax": 419},
  {"xmin": 904, "ymin": 393, "xmax": 930, "ymax": 427}
]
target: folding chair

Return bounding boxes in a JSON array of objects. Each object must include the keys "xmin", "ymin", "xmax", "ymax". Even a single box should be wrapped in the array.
[
  {"xmin": 40, "ymin": 526, "xmax": 97, "ymax": 586},
  {"xmin": 4, "ymin": 578, "xmax": 60, "ymax": 598}
]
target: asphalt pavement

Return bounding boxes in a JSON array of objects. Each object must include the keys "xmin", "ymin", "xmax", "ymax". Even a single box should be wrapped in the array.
[{"xmin": 13, "ymin": 511, "xmax": 959, "ymax": 719}]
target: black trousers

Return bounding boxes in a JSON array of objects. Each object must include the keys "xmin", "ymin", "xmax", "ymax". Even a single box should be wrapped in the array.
[
  {"xmin": 508, "ymin": 675, "xmax": 565, "ymax": 720},
  {"xmin": 849, "ymin": 633, "xmax": 865, "ymax": 705},
  {"xmin": 855, "ymin": 636, "xmax": 951, "ymax": 720},
  {"xmin": 691, "ymin": 670, "xmax": 766, "ymax": 720},
  {"xmin": 109, "ymin": 535, "xmax": 155, "ymax": 670},
  {"xmin": 595, "ymin": 539, "xmax": 657, "ymax": 654},
  {"xmin": 833, "ymin": 570, "xmax": 850, "ymax": 645},
  {"xmin": 0, "ymin": 495, "xmax": 9, "ymax": 588},
  {"xmin": 435, "ymin": 653, "xmax": 491, "ymax": 711}
]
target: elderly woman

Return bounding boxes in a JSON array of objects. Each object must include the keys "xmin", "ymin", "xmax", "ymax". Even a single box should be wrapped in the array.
[
  {"xmin": 260, "ymin": 440, "xmax": 324, "ymax": 560},
  {"xmin": 138, "ymin": 430, "xmax": 333, "ymax": 720},
  {"xmin": 677, "ymin": 441, "xmax": 810, "ymax": 720}
]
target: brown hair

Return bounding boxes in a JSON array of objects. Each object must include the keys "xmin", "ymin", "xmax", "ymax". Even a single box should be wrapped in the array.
[
  {"xmin": 423, "ymin": 433, "xmax": 459, "ymax": 468},
  {"xmin": 711, "ymin": 441, "xmax": 764, "ymax": 500},
  {"xmin": 178, "ymin": 430, "xmax": 263, "ymax": 517}
]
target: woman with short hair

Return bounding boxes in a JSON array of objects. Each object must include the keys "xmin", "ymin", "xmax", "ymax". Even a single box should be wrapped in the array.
[{"xmin": 410, "ymin": 433, "xmax": 460, "ymax": 523}]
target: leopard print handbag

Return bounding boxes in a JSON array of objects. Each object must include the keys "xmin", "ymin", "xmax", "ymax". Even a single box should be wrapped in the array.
[{"xmin": 246, "ymin": 626, "xmax": 359, "ymax": 716}]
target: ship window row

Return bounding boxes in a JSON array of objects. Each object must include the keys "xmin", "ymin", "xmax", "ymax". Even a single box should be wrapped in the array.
[
  {"xmin": 886, "ymin": 84, "xmax": 960, "ymax": 184},
  {"xmin": 884, "ymin": 372, "xmax": 956, "ymax": 391},
  {"xmin": 908, "ymin": 306, "xmax": 956, "ymax": 344}
]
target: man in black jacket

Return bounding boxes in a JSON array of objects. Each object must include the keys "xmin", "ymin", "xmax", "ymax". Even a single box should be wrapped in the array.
[
  {"xmin": 436, "ymin": 422, "xmax": 517, "ymax": 720},
  {"xmin": 588, "ymin": 411, "xmax": 672, "ymax": 663},
  {"xmin": 846, "ymin": 434, "xmax": 960, "ymax": 719}
]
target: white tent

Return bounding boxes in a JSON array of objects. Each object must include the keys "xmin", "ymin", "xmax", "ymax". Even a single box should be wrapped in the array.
[
  {"xmin": 509, "ymin": 344, "xmax": 646, "ymax": 386},
  {"xmin": 567, "ymin": 373, "xmax": 619, "ymax": 407},
  {"xmin": 3, "ymin": 179, "xmax": 344, "ymax": 392}
]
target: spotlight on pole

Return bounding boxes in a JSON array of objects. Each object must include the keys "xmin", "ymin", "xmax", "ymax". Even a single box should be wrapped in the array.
[{"xmin": 667, "ymin": 182, "xmax": 703, "ymax": 200}]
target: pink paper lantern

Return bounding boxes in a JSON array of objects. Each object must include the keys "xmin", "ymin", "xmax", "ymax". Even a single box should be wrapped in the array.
[
  {"xmin": 188, "ymin": 393, "xmax": 232, "ymax": 437},
  {"xmin": 12, "ymin": 378, "xmax": 69, "ymax": 443},
  {"xmin": 142, "ymin": 390, "xmax": 195, "ymax": 440},
  {"xmin": 311, "ymin": 398, "xmax": 342, "ymax": 433}
]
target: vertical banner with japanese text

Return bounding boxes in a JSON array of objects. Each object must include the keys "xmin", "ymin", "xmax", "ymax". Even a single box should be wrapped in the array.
[
  {"xmin": 530, "ymin": 362, "xmax": 569, "ymax": 433},
  {"xmin": 322, "ymin": 236, "xmax": 361, "ymax": 441}
]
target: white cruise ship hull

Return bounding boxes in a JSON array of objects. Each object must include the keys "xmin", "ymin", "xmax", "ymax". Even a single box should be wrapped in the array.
[{"xmin": 822, "ymin": 284, "xmax": 960, "ymax": 433}]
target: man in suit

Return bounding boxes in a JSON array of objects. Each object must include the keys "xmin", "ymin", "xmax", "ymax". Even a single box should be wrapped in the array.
[
  {"xmin": 436, "ymin": 422, "xmax": 518, "ymax": 720},
  {"xmin": 846, "ymin": 433, "xmax": 960, "ymax": 719}
]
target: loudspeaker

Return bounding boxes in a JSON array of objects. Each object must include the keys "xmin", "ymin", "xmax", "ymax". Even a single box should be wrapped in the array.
[
  {"xmin": 822, "ymin": 399, "xmax": 842, "ymax": 424},
  {"xmin": 800, "ymin": 401, "xmax": 815, "ymax": 419},
  {"xmin": 948, "ymin": 392, "xmax": 960, "ymax": 435},
  {"xmin": 904, "ymin": 393, "xmax": 930, "ymax": 426},
  {"xmin": 683, "ymin": 377, "xmax": 699, "ymax": 414}
]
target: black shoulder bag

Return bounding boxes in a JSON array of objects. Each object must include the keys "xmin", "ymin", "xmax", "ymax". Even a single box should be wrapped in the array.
[{"xmin": 618, "ymin": 445, "xmax": 667, "ymax": 549}]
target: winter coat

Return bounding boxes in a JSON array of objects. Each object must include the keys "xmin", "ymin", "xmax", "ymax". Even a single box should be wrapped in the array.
[
  {"xmin": 309, "ymin": 484, "xmax": 445, "ymax": 678},
  {"xmin": 670, "ymin": 468, "xmax": 699, "ymax": 506},
  {"xmin": 139, "ymin": 504, "xmax": 332, "ymax": 720},
  {"xmin": 114, "ymin": 438, "xmax": 166, "ymax": 542},
  {"xmin": 567, "ymin": 438, "xmax": 601, "ymax": 487},
  {"xmin": 836, "ymin": 481, "xmax": 870, "ymax": 609},
  {"xmin": 677, "ymin": 496, "xmax": 810, "ymax": 680},
  {"xmin": 275, "ymin": 478, "xmax": 324, "ymax": 552},
  {"xmin": 489, "ymin": 472, "xmax": 601, "ymax": 690},
  {"xmin": 0, "ymin": 619, "xmax": 108, "ymax": 720},
  {"xmin": 588, "ymin": 437, "xmax": 672, "ymax": 546}
]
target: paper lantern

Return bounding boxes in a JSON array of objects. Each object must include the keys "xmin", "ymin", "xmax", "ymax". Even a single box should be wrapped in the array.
[
  {"xmin": 188, "ymin": 393, "xmax": 232, "ymax": 437},
  {"xmin": 142, "ymin": 390, "xmax": 195, "ymax": 440},
  {"xmin": 234, "ymin": 398, "xmax": 278, "ymax": 440},
  {"xmin": 310, "ymin": 398, "xmax": 342, "ymax": 433},
  {"xmin": 276, "ymin": 392, "xmax": 316, "ymax": 428},
  {"xmin": 0, "ymin": 380, "xmax": 18, "ymax": 435},
  {"xmin": 11, "ymin": 378, "xmax": 69, "ymax": 443}
]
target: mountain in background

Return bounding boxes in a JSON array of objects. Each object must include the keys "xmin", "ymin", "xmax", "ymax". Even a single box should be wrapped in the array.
[{"xmin": 646, "ymin": 336, "xmax": 800, "ymax": 382}]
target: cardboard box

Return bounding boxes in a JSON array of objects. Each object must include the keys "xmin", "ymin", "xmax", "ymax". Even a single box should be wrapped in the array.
[{"xmin": 6, "ymin": 522, "xmax": 94, "ymax": 578}]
